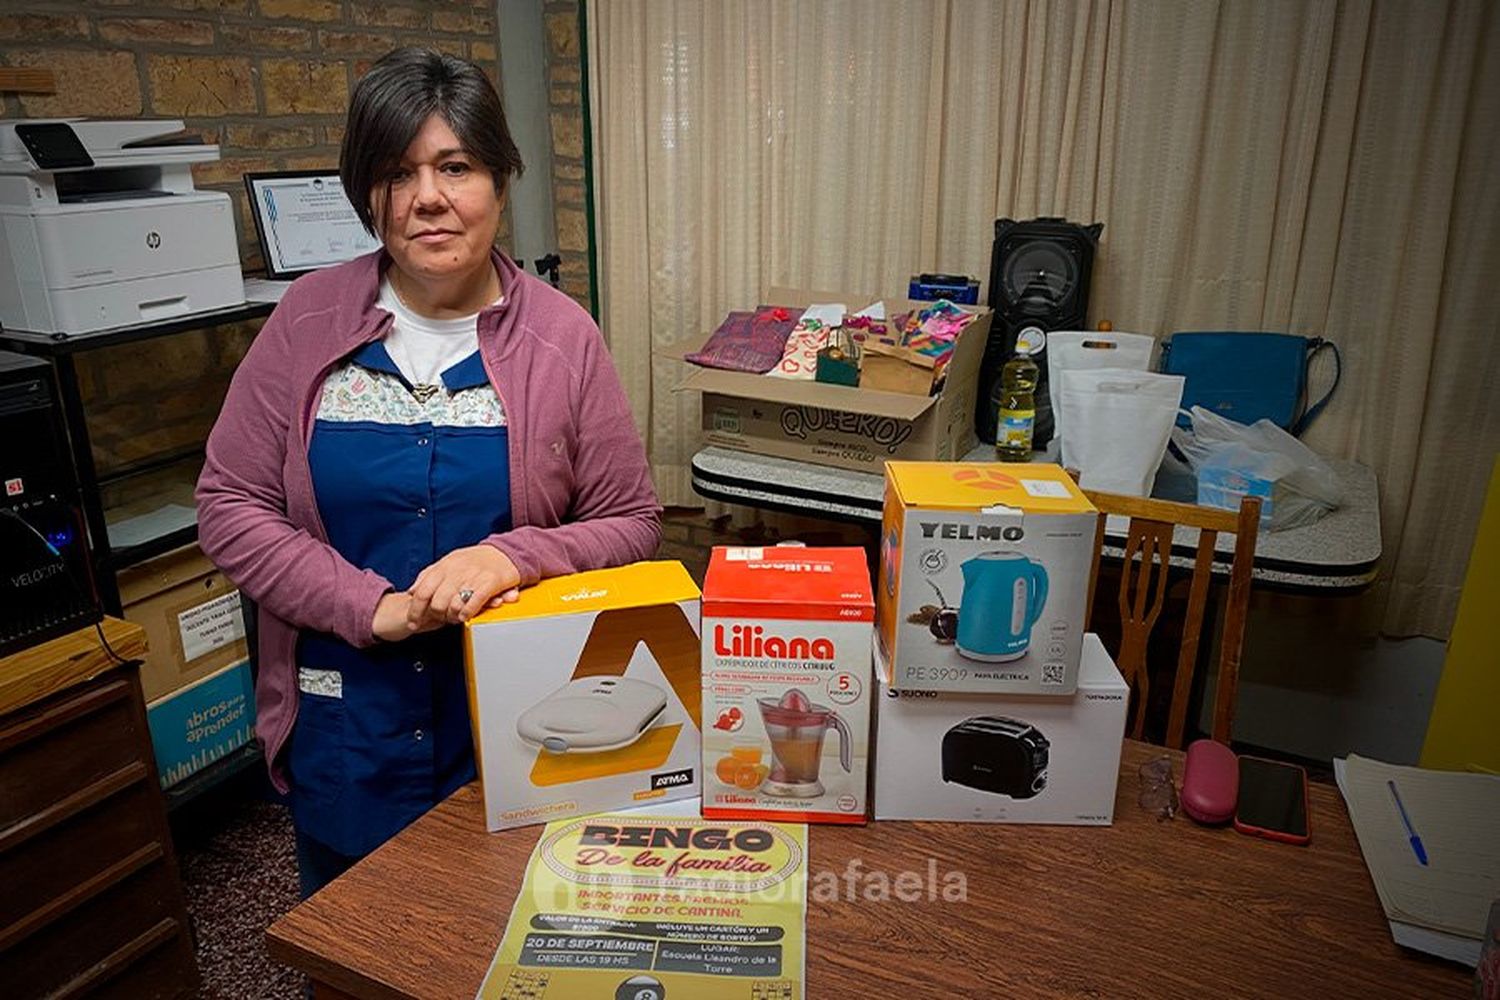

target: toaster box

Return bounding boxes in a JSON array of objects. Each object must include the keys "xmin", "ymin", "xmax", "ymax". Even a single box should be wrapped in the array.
[
  {"xmin": 701, "ymin": 545, "xmax": 875, "ymax": 824},
  {"xmin": 877, "ymin": 461, "xmax": 1096, "ymax": 694},
  {"xmin": 465, "ymin": 561, "xmax": 703, "ymax": 832},
  {"xmin": 873, "ymin": 633, "xmax": 1128, "ymax": 824}
]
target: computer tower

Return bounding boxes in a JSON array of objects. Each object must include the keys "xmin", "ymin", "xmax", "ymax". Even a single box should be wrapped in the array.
[{"xmin": 0, "ymin": 351, "xmax": 101, "ymax": 657}]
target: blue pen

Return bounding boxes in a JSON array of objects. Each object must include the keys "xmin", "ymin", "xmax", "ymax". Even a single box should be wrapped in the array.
[{"xmin": 1387, "ymin": 780, "xmax": 1429, "ymax": 866}]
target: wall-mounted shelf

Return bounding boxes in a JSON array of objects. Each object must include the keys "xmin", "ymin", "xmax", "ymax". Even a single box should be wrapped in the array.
[{"xmin": 0, "ymin": 68, "xmax": 56, "ymax": 93}]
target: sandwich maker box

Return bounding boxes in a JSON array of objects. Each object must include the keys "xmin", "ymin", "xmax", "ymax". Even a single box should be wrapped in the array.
[
  {"xmin": 873, "ymin": 633, "xmax": 1127, "ymax": 825},
  {"xmin": 877, "ymin": 461, "xmax": 1096, "ymax": 694},
  {"xmin": 465, "ymin": 561, "xmax": 702, "ymax": 832},
  {"xmin": 701, "ymin": 545, "xmax": 874, "ymax": 824}
]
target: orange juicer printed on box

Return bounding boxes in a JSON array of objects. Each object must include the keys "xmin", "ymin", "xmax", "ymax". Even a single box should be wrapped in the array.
[{"xmin": 701, "ymin": 545, "xmax": 874, "ymax": 824}]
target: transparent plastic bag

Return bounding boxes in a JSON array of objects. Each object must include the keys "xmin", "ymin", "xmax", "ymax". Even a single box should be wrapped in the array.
[{"xmin": 1172, "ymin": 406, "xmax": 1343, "ymax": 530}]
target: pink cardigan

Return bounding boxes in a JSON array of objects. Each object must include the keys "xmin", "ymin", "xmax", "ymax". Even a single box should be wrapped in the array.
[{"xmin": 196, "ymin": 250, "xmax": 662, "ymax": 791}]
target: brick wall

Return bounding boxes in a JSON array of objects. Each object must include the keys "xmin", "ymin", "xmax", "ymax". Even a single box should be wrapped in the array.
[
  {"xmin": 0, "ymin": 1, "xmax": 507, "ymax": 476},
  {"xmin": 541, "ymin": 0, "xmax": 590, "ymax": 311},
  {"xmin": 3, "ymin": 4, "xmax": 827, "ymax": 577},
  {"xmin": 1, "ymin": 0, "xmax": 508, "ymax": 272}
]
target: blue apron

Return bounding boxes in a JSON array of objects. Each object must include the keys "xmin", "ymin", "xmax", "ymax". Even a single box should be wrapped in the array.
[{"xmin": 290, "ymin": 342, "xmax": 510, "ymax": 856}]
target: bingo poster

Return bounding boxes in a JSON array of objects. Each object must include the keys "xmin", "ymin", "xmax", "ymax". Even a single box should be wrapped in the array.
[{"xmin": 477, "ymin": 815, "xmax": 807, "ymax": 1000}]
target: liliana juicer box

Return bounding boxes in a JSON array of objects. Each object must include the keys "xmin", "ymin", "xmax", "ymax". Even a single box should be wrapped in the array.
[
  {"xmin": 465, "ymin": 561, "xmax": 703, "ymax": 832},
  {"xmin": 877, "ymin": 461, "xmax": 1097, "ymax": 694},
  {"xmin": 701, "ymin": 545, "xmax": 875, "ymax": 824}
]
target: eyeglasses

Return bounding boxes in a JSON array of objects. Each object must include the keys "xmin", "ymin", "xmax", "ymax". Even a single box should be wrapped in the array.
[{"xmin": 1138, "ymin": 754, "xmax": 1178, "ymax": 820}]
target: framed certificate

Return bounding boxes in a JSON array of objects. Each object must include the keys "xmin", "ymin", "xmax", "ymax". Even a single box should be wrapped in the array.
[{"xmin": 243, "ymin": 170, "xmax": 381, "ymax": 279}]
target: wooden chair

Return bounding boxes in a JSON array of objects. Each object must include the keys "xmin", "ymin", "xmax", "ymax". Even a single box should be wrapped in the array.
[{"xmin": 1080, "ymin": 491, "xmax": 1261, "ymax": 748}]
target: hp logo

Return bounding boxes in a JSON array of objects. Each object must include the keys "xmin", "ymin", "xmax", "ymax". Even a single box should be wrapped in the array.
[{"xmin": 146, "ymin": 231, "xmax": 161, "ymax": 249}]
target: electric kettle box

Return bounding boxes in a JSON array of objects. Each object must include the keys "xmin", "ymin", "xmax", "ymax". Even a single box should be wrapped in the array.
[
  {"xmin": 464, "ymin": 561, "xmax": 703, "ymax": 832},
  {"xmin": 700, "ymin": 545, "xmax": 875, "ymax": 824},
  {"xmin": 877, "ymin": 461, "xmax": 1096, "ymax": 694},
  {"xmin": 872, "ymin": 633, "xmax": 1128, "ymax": 824}
]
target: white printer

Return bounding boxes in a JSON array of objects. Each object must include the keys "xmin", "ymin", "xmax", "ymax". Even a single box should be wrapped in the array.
[{"xmin": 0, "ymin": 118, "xmax": 244, "ymax": 335}]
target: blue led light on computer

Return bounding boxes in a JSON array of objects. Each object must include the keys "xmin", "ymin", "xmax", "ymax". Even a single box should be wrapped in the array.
[{"xmin": 47, "ymin": 526, "xmax": 73, "ymax": 548}]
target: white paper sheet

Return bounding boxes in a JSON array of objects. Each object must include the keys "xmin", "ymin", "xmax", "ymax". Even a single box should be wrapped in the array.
[
  {"xmin": 107, "ymin": 503, "xmax": 197, "ymax": 550},
  {"xmin": 1333, "ymin": 755, "xmax": 1499, "ymax": 966},
  {"xmin": 243, "ymin": 278, "xmax": 292, "ymax": 303},
  {"xmin": 178, "ymin": 590, "xmax": 245, "ymax": 662},
  {"xmin": 799, "ymin": 303, "xmax": 846, "ymax": 328}
]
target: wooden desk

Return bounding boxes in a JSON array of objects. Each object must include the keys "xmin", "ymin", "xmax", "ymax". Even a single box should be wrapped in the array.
[{"xmin": 267, "ymin": 742, "xmax": 1465, "ymax": 998}]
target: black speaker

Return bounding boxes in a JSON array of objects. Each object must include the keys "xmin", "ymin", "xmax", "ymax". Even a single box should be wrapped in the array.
[{"xmin": 976, "ymin": 217, "xmax": 1103, "ymax": 445}]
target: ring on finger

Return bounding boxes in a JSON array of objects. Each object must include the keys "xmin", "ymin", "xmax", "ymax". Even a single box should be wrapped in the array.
[{"xmin": 458, "ymin": 588, "xmax": 475, "ymax": 604}]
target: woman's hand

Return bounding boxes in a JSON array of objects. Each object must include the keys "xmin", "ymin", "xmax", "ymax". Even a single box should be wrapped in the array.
[
  {"xmin": 406, "ymin": 544, "xmax": 521, "ymax": 630},
  {"xmin": 372, "ymin": 592, "xmax": 438, "ymax": 642}
]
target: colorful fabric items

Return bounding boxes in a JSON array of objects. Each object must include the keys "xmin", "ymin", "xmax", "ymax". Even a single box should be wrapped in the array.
[
  {"xmin": 843, "ymin": 313, "xmax": 891, "ymax": 346},
  {"xmin": 686, "ymin": 306, "xmax": 800, "ymax": 373},
  {"xmin": 894, "ymin": 299, "xmax": 975, "ymax": 365},
  {"xmin": 767, "ymin": 318, "xmax": 831, "ymax": 379}
]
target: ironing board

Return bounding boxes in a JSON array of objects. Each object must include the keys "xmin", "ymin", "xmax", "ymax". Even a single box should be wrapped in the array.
[{"xmin": 688, "ymin": 445, "xmax": 1382, "ymax": 594}]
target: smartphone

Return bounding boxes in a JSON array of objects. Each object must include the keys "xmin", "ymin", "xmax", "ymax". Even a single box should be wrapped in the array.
[{"xmin": 1233, "ymin": 755, "xmax": 1311, "ymax": 845}]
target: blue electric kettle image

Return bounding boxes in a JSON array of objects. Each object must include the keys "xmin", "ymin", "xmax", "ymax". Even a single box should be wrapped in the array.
[{"xmin": 955, "ymin": 552, "xmax": 1049, "ymax": 661}]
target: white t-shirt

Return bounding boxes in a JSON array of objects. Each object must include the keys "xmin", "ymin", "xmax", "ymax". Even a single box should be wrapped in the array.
[{"xmin": 377, "ymin": 276, "xmax": 499, "ymax": 387}]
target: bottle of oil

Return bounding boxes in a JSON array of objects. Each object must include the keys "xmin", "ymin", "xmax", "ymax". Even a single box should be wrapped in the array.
[{"xmin": 996, "ymin": 348, "xmax": 1039, "ymax": 462}]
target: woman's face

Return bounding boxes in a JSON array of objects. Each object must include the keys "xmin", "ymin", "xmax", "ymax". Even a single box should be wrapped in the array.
[{"xmin": 376, "ymin": 114, "xmax": 504, "ymax": 288}]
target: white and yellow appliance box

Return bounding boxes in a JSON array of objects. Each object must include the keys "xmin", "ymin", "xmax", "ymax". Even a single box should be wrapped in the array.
[
  {"xmin": 465, "ymin": 561, "xmax": 702, "ymax": 832},
  {"xmin": 878, "ymin": 462, "xmax": 1097, "ymax": 694}
]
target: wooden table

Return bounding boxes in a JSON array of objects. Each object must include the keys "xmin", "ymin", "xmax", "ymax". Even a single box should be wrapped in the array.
[{"xmin": 266, "ymin": 742, "xmax": 1466, "ymax": 998}]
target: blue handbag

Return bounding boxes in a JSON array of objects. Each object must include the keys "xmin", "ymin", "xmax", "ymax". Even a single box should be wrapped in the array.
[{"xmin": 1159, "ymin": 331, "xmax": 1340, "ymax": 435}]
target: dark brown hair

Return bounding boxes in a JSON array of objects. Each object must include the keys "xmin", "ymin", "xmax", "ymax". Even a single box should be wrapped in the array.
[{"xmin": 340, "ymin": 47, "xmax": 524, "ymax": 235}]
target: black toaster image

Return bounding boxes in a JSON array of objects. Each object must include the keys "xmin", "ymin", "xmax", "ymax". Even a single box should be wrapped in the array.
[{"xmin": 941, "ymin": 716, "xmax": 1049, "ymax": 798}]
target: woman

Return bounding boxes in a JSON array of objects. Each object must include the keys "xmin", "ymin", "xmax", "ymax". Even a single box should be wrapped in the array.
[{"xmin": 197, "ymin": 48, "xmax": 661, "ymax": 897}]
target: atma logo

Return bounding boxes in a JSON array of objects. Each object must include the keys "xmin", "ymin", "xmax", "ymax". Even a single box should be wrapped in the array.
[
  {"xmin": 918, "ymin": 522, "xmax": 1024, "ymax": 541},
  {"xmin": 714, "ymin": 624, "xmax": 834, "ymax": 660},
  {"xmin": 651, "ymin": 768, "xmax": 694, "ymax": 789}
]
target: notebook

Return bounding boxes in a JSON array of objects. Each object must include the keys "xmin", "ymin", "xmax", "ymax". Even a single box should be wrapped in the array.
[{"xmin": 1334, "ymin": 754, "xmax": 1500, "ymax": 965}]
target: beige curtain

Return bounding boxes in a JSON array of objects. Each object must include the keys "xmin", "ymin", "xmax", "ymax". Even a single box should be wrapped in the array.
[{"xmin": 587, "ymin": 0, "xmax": 1500, "ymax": 640}]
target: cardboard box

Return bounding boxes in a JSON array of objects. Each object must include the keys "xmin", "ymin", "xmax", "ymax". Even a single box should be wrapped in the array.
[
  {"xmin": 873, "ymin": 634, "xmax": 1127, "ymax": 824},
  {"xmin": 119, "ymin": 543, "xmax": 248, "ymax": 703},
  {"xmin": 877, "ymin": 461, "xmax": 1096, "ymax": 694},
  {"xmin": 666, "ymin": 287, "xmax": 993, "ymax": 473},
  {"xmin": 147, "ymin": 658, "xmax": 256, "ymax": 789},
  {"xmin": 465, "ymin": 562, "xmax": 703, "ymax": 832},
  {"xmin": 701, "ymin": 545, "xmax": 875, "ymax": 824}
]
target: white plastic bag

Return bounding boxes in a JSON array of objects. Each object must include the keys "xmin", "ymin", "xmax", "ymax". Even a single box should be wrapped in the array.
[
  {"xmin": 1059, "ymin": 368, "xmax": 1185, "ymax": 496},
  {"xmin": 1047, "ymin": 331, "xmax": 1156, "ymax": 447},
  {"xmin": 1172, "ymin": 406, "xmax": 1343, "ymax": 530}
]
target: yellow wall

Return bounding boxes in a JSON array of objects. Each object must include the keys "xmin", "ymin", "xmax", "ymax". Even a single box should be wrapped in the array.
[{"xmin": 1421, "ymin": 456, "xmax": 1500, "ymax": 773}]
